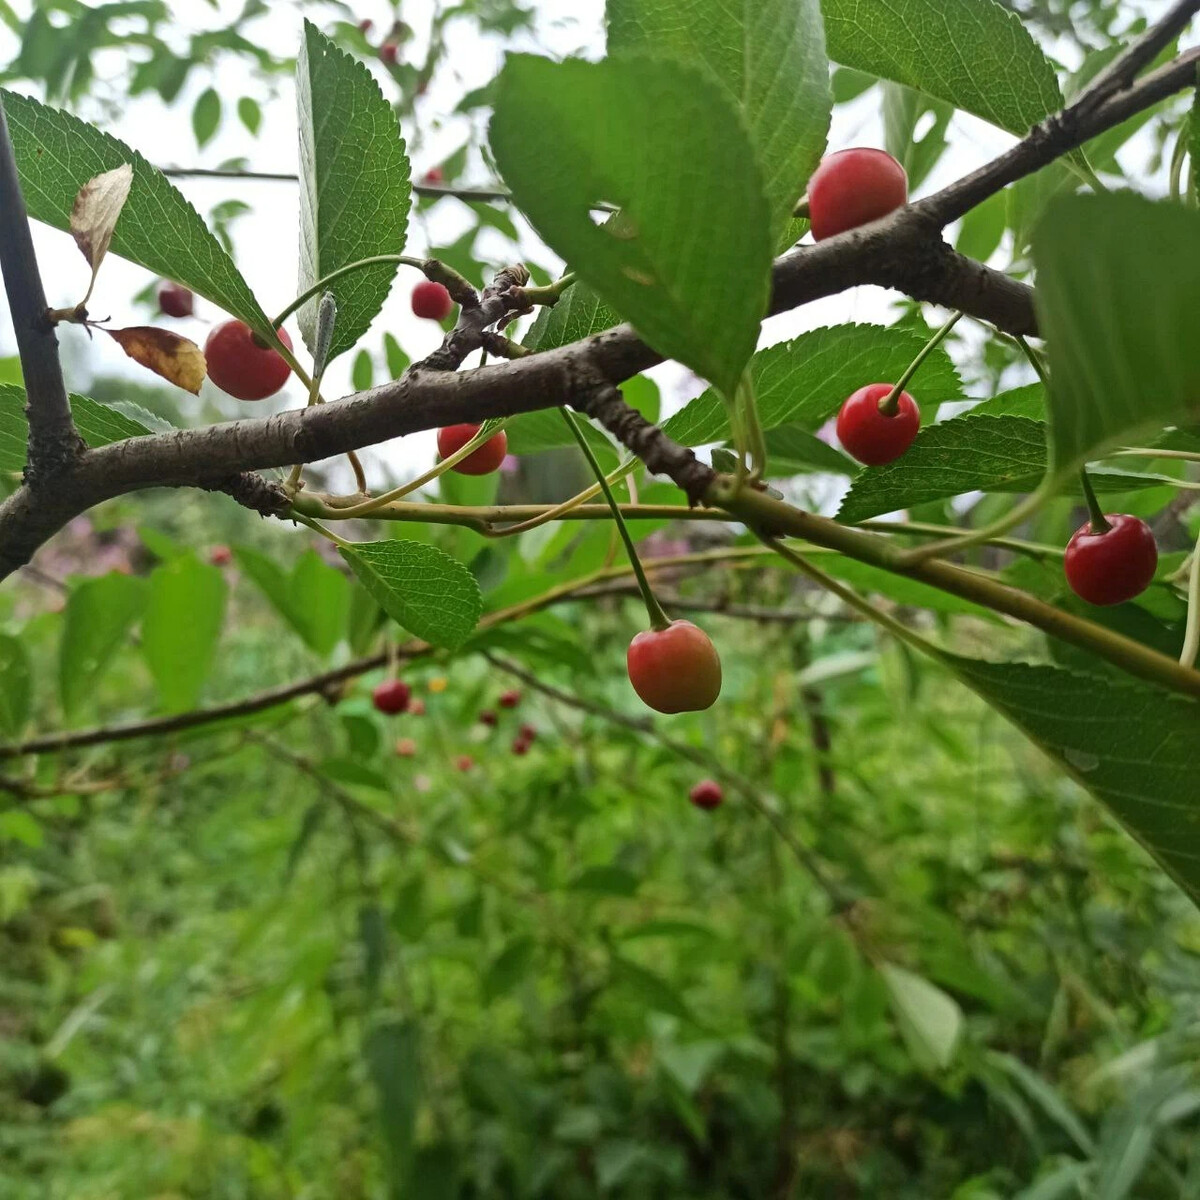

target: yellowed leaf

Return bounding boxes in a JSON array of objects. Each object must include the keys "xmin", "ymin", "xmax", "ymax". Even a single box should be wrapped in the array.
[
  {"xmin": 70, "ymin": 164, "xmax": 134, "ymax": 300},
  {"xmin": 106, "ymin": 326, "xmax": 207, "ymax": 395}
]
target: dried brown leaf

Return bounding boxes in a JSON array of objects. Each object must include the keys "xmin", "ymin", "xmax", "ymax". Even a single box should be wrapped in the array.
[
  {"xmin": 70, "ymin": 164, "xmax": 134, "ymax": 300},
  {"xmin": 106, "ymin": 326, "xmax": 207, "ymax": 395}
]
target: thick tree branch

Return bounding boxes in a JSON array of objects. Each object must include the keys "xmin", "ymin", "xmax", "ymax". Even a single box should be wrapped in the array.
[{"xmin": 0, "ymin": 96, "xmax": 82, "ymax": 480}]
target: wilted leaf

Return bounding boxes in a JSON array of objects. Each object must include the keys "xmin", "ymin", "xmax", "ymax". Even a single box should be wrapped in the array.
[
  {"xmin": 105, "ymin": 326, "xmax": 206, "ymax": 394},
  {"xmin": 70, "ymin": 163, "xmax": 133, "ymax": 298}
]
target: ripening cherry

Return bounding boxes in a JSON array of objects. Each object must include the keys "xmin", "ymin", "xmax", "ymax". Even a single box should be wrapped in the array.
[
  {"xmin": 455, "ymin": 755, "xmax": 474, "ymax": 772},
  {"xmin": 157, "ymin": 280, "xmax": 194, "ymax": 318},
  {"xmin": 807, "ymin": 148, "xmax": 908, "ymax": 242},
  {"xmin": 379, "ymin": 41, "xmax": 398, "ymax": 64},
  {"xmin": 209, "ymin": 544, "xmax": 233, "ymax": 567},
  {"xmin": 836, "ymin": 383, "xmax": 920, "ymax": 466},
  {"xmin": 498, "ymin": 689, "xmax": 521, "ymax": 710},
  {"xmin": 358, "ymin": 18, "xmax": 373, "ymax": 34},
  {"xmin": 512, "ymin": 737, "xmax": 530, "ymax": 757},
  {"xmin": 479, "ymin": 710, "xmax": 498, "ymax": 727},
  {"xmin": 395, "ymin": 737, "xmax": 417, "ymax": 758},
  {"xmin": 408, "ymin": 697, "xmax": 426, "ymax": 716},
  {"xmin": 205, "ymin": 320, "xmax": 293, "ymax": 401},
  {"xmin": 1064, "ymin": 514, "xmax": 1158, "ymax": 606},
  {"xmin": 411, "ymin": 280, "xmax": 453, "ymax": 321},
  {"xmin": 423, "ymin": 166, "xmax": 444, "ymax": 185},
  {"xmin": 689, "ymin": 780, "xmax": 724, "ymax": 811},
  {"xmin": 627, "ymin": 620, "xmax": 722, "ymax": 714},
  {"xmin": 372, "ymin": 679, "xmax": 411, "ymax": 715},
  {"xmin": 437, "ymin": 424, "xmax": 508, "ymax": 476},
  {"xmin": 518, "ymin": 723, "xmax": 536, "ymax": 742}
]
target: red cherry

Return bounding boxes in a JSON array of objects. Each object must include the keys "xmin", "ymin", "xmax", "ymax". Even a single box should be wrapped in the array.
[
  {"xmin": 436, "ymin": 424, "xmax": 508, "ymax": 475},
  {"xmin": 157, "ymin": 280, "xmax": 194, "ymax": 318},
  {"xmin": 408, "ymin": 697, "xmax": 426, "ymax": 716},
  {"xmin": 627, "ymin": 620, "xmax": 722, "ymax": 714},
  {"xmin": 479, "ymin": 710, "xmax": 498, "ymax": 727},
  {"xmin": 1064, "ymin": 514, "xmax": 1158, "ymax": 606},
  {"xmin": 372, "ymin": 679, "xmax": 411, "ymax": 715},
  {"xmin": 395, "ymin": 737, "xmax": 417, "ymax": 758},
  {"xmin": 455, "ymin": 755, "xmax": 474, "ymax": 772},
  {"xmin": 807, "ymin": 148, "xmax": 908, "ymax": 241},
  {"xmin": 518, "ymin": 723, "xmax": 536, "ymax": 742},
  {"xmin": 205, "ymin": 320, "xmax": 293, "ymax": 401},
  {"xmin": 411, "ymin": 280, "xmax": 454, "ymax": 321},
  {"xmin": 836, "ymin": 383, "xmax": 920, "ymax": 466},
  {"xmin": 379, "ymin": 42, "xmax": 399, "ymax": 64},
  {"xmin": 689, "ymin": 780, "xmax": 724, "ymax": 811},
  {"xmin": 358, "ymin": 18, "xmax": 373, "ymax": 34},
  {"xmin": 498, "ymin": 689, "xmax": 521, "ymax": 710},
  {"xmin": 209, "ymin": 545, "xmax": 232, "ymax": 567},
  {"xmin": 512, "ymin": 737, "xmax": 530, "ymax": 756},
  {"xmin": 423, "ymin": 166, "xmax": 444, "ymax": 185}
]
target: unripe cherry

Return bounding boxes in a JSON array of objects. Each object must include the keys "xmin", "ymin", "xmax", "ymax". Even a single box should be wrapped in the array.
[
  {"xmin": 157, "ymin": 280, "xmax": 194, "ymax": 318},
  {"xmin": 689, "ymin": 780, "xmax": 724, "ymax": 810},
  {"xmin": 437, "ymin": 424, "xmax": 508, "ymax": 475},
  {"xmin": 411, "ymin": 280, "xmax": 453, "ymax": 321},
  {"xmin": 205, "ymin": 320, "xmax": 293, "ymax": 401},
  {"xmin": 1064, "ymin": 514, "xmax": 1158, "ymax": 606},
  {"xmin": 836, "ymin": 383, "xmax": 920, "ymax": 466},
  {"xmin": 627, "ymin": 620, "xmax": 722, "ymax": 714},
  {"xmin": 209, "ymin": 545, "xmax": 232, "ymax": 567},
  {"xmin": 372, "ymin": 679, "xmax": 411, "ymax": 715},
  {"xmin": 807, "ymin": 148, "xmax": 908, "ymax": 241}
]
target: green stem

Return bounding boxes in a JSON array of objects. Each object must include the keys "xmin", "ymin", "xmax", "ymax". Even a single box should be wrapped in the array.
[
  {"xmin": 736, "ymin": 371, "xmax": 768, "ymax": 479},
  {"xmin": 1078, "ymin": 467, "xmax": 1111, "ymax": 533},
  {"xmin": 519, "ymin": 272, "xmax": 577, "ymax": 307},
  {"xmin": 1111, "ymin": 446, "xmax": 1200, "ymax": 463},
  {"xmin": 292, "ymin": 512, "xmax": 354, "ymax": 550},
  {"xmin": 1170, "ymin": 116, "xmax": 1191, "ymax": 204},
  {"xmin": 1182, "ymin": 530, "xmax": 1200, "ymax": 669},
  {"xmin": 560, "ymin": 408, "xmax": 671, "ymax": 631},
  {"xmin": 880, "ymin": 310, "xmax": 963, "ymax": 416},
  {"xmin": 270, "ymin": 254, "xmax": 426, "ymax": 329}
]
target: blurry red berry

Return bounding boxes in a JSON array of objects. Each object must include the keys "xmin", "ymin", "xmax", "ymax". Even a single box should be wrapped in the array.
[
  {"xmin": 209, "ymin": 544, "xmax": 233, "ymax": 567},
  {"xmin": 498, "ymin": 689, "xmax": 521, "ymax": 709},
  {"xmin": 436, "ymin": 424, "xmax": 508, "ymax": 475},
  {"xmin": 423, "ymin": 166, "xmax": 444, "ymax": 185},
  {"xmin": 395, "ymin": 737, "xmax": 417, "ymax": 758},
  {"xmin": 411, "ymin": 280, "xmax": 453, "ymax": 320},
  {"xmin": 836, "ymin": 383, "xmax": 920, "ymax": 466},
  {"xmin": 408, "ymin": 697, "xmax": 426, "ymax": 716},
  {"xmin": 689, "ymin": 780, "xmax": 724, "ymax": 810},
  {"xmin": 519, "ymin": 723, "xmax": 536, "ymax": 742},
  {"xmin": 380, "ymin": 41, "xmax": 398, "ymax": 64},
  {"xmin": 479, "ymin": 710, "xmax": 498, "ymax": 727},
  {"xmin": 455, "ymin": 755, "xmax": 474, "ymax": 772},
  {"xmin": 358, "ymin": 18, "xmax": 373, "ymax": 34},
  {"xmin": 1064, "ymin": 514, "xmax": 1158, "ymax": 606},
  {"xmin": 807, "ymin": 148, "xmax": 908, "ymax": 241},
  {"xmin": 512, "ymin": 738, "xmax": 530, "ymax": 756},
  {"xmin": 372, "ymin": 679, "xmax": 411, "ymax": 715},
  {"xmin": 157, "ymin": 280, "xmax": 194, "ymax": 318}
]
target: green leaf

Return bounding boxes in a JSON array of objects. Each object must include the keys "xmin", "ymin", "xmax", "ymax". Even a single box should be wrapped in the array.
[
  {"xmin": 359, "ymin": 903, "xmax": 388, "ymax": 997},
  {"xmin": 352, "ymin": 349, "xmax": 374, "ymax": 391},
  {"xmin": 191, "ymin": 87, "xmax": 221, "ymax": 147},
  {"xmin": 1035, "ymin": 194, "xmax": 1200, "ymax": 479},
  {"xmin": 365, "ymin": 1019, "xmax": 422, "ymax": 1192},
  {"xmin": 234, "ymin": 547, "xmax": 349, "ymax": 657},
  {"xmin": 482, "ymin": 937, "xmax": 535, "ymax": 1002},
  {"xmin": 823, "ymin": 554, "xmax": 998, "ymax": 619},
  {"xmin": 0, "ymin": 89, "xmax": 269, "ymax": 332},
  {"xmin": 949, "ymin": 657, "xmax": 1200, "ymax": 907},
  {"xmin": 340, "ymin": 540, "xmax": 482, "ymax": 649},
  {"xmin": 955, "ymin": 190, "xmax": 1007, "ymax": 263},
  {"xmin": 59, "ymin": 572, "xmax": 146, "ymax": 718},
  {"xmin": 0, "ymin": 385, "xmax": 162, "ymax": 474},
  {"xmin": 611, "ymin": 956, "xmax": 695, "ymax": 1023},
  {"xmin": 296, "ymin": 21, "xmax": 411, "ymax": 362},
  {"xmin": 0, "ymin": 810, "xmax": 42, "ymax": 849},
  {"xmin": 141, "ymin": 555, "xmax": 227, "ymax": 712},
  {"xmin": 879, "ymin": 962, "xmax": 963, "ymax": 1070},
  {"xmin": 762, "ymin": 424, "xmax": 854, "ymax": 476},
  {"xmin": 523, "ymin": 280, "xmax": 620, "ymax": 354},
  {"xmin": 883, "ymin": 82, "xmax": 953, "ymax": 192},
  {"xmin": 606, "ymin": 0, "xmax": 831, "ymax": 235},
  {"xmin": 383, "ymin": 333, "xmax": 409, "ymax": 378},
  {"xmin": 237, "ymin": 95, "xmax": 262, "ymax": 136},
  {"xmin": 967, "ymin": 383, "xmax": 1045, "ymax": 420},
  {"xmin": 491, "ymin": 54, "xmax": 773, "ymax": 398},
  {"xmin": 569, "ymin": 864, "xmax": 640, "ymax": 896},
  {"xmin": 662, "ymin": 323, "xmax": 962, "ymax": 446},
  {"xmin": 0, "ymin": 633, "xmax": 31, "ymax": 738},
  {"xmin": 821, "ymin": 0, "xmax": 1063, "ymax": 136}
]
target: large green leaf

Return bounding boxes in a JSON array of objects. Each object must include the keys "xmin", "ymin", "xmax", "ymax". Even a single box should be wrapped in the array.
[
  {"xmin": 0, "ymin": 89, "xmax": 268, "ymax": 332},
  {"xmin": 234, "ymin": 546, "xmax": 349, "ymax": 658},
  {"xmin": 0, "ymin": 633, "xmax": 31, "ymax": 739},
  {"xmin": 365, "ymin": 1019, "xmax": 422, "ymax": 1194},
  {"xmin": 340, "ymin": 540, "xmax": 482, "ymax": 649},
  {"xmin": 59, "ymin": 572, "xmax": 146, "ymax": 718},
  {"xmin": 606, "ymin": 0, "xmax": 831, "ymax": 235},
  {"xmin": 1035, "ymin": 194, "xmax": 1200, "ymax": 479},
  {"xmin": 0, "ymin": 384, "xmax": 159, "ymax": 474},
  {"xmin": 950, "ymin": 657, "xmax": 1200, "ymax": 906},
  {"xmin": 296, "ymin": 22, "xmax": 411, "ymax": 362},
  {"xmin": 837, "ymin": 414, "xmax": 1175, "ymax": 523},
  {"xmin": 490, "ymin": 54, "xmax": 773, "ymax": 399},
  {"xmin": 141, "ymin": 555, "xmax": 228, "ymax": 713},
  {"xmin": 662, "ymin": 324, "xmax": 962, "ymax": 446},
  {"xmin": 880, "ymin": 963, "xmax": 963, "ymax": 1070},
  {"xmin": 821, "ymin": 0, "xmax": 1063, "ymax": 136}
]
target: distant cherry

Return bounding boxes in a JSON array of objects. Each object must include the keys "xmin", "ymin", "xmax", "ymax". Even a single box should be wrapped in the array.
[
  {"xmin": 157, "ymin": 280, "xmax": 193, "ymax": 318},
  {"xmin": 209, "ymin": 545, "xmax": 232, "ymax": 567},
  {"xmin": 518, "ymin": 723, "xmax": 536, "ymax": 742},
  {"xmin": 412, "ymin": 280, "xmax": 453, "ymax": 321},
  {"xmin": 836, "ymin": 383, "xmax": 920, "ymax": 466},
  {"xmin": 372, "ymin": 679, "xmax": 411, "ymax": 715},
  {"xmin": 627, "ymin": 620, "xmax": 722, "ymax": 714},
  {"xmin": 807, "ymin": 148, "xmax": 908, "ymax": 241},
  {"xmin": 379, "ymin": 42, "xmax": 398, "ymax": 64},
  {"xmin": 358, "ymin": 18, "xmax": 373, "ymax": 34},
  {"xmin": 408, "ymin": 697, "xmax": 426, "ymax": 716},
  {"xmin": 437, "ymin": 424, "xmax": 508, "ymax": 475},
  {"xmin": 498, "ymin": 689, "xmax": 521, "ymax": 709},
  {"xmin": 689, "ymin": 780, "xmax": 724, "ymax": 811},
  {"xmin": 423, "ymin": 166, "xmax": 444, "ymax": 185},
  {"xmin": 1064, "ymin": 514, "xmax": 1158, "ymax": 606},
  {"xmin": 395, "ymin": 737, "xmax": 417, "ymax": 758},
  {"xmin": 512, "ymin": 738, "xmax": 530, "ymax": 757},
  {"xmin": 455, "ymin": 755, "xmax": 474, "ymax": 772},
  {"xmin": 205, "ymin": 320, "xmax": 293, "ymax": 401},
  {"xmin": 479, "ymin": 710, "xmax": 498, "ymax": 727}
]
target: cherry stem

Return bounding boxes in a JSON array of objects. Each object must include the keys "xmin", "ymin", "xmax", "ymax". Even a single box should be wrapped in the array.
[
  {"xmin": 559, "ymin": 407, "xmax": 672, "ymax": 632},
  {"xmin": 270, "ymin": 253, "xmax": 426, "ymax": 330},
  {"xmin": 1182, "ymin": 530, "xmax": 1200, "ymax": 668},
  {"xmin": 1078, "ymin": 467, "xmax": 1111, "ymax": 534},
  {"xmin": 879, "ymin": 310, "xmax": 963, "ymax": 416}
]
